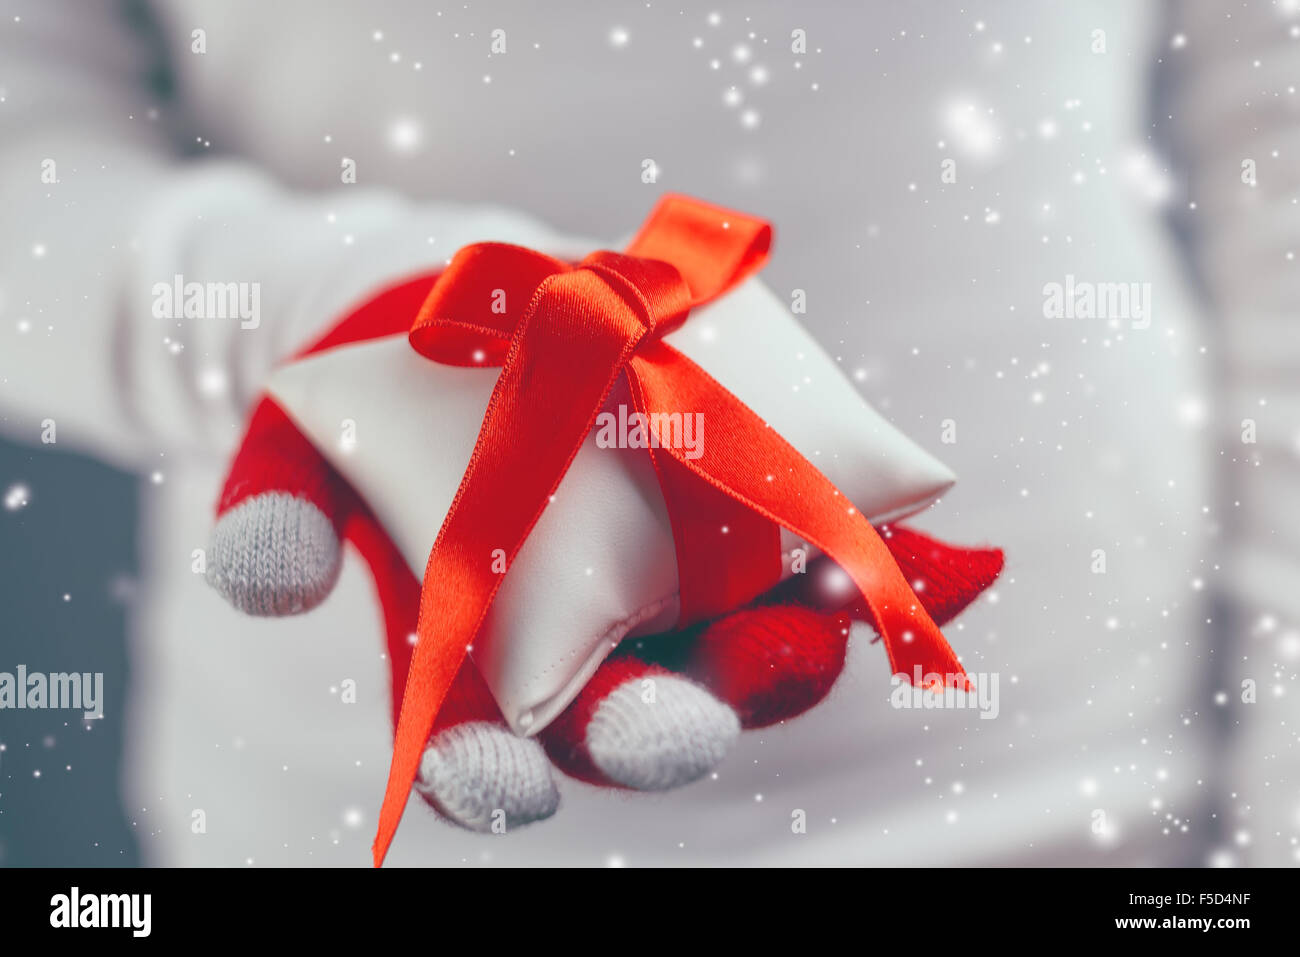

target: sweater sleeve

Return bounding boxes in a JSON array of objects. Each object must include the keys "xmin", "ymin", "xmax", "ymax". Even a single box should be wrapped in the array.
[
  {"xmin": 1157, "ymin": 0, "xmax": 1300, "ymax": 866},
  {"xmin": 0, "ymin": 0, "xmax": 560, "ymax": 472},
  {"xmin": 1158, "ymin": 1, "xmax": 1300, "ymax": 618}
]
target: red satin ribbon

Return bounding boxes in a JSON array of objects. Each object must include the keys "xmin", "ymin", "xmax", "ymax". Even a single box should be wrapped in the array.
[{"xmin": 372, "ymin": 195, "xmax": 967, "ymax": 865}]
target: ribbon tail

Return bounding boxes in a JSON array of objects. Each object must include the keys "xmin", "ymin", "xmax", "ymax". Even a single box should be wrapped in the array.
[
  {"xmin": 372, "ymin": 582, "xmax": 479, "ymax": 867},
  {"xmin": 372, "ymin": 274, "xmax": 647, "ymax": 867},
  {"xmin": 627, "ymin": 346, "xmax": 968, "ymax": 690}
]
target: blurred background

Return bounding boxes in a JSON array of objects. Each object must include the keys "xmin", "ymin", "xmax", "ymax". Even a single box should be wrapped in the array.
[{"xmin": 1, "ymin": 0, "xmax": 1297, "ymax": 866}]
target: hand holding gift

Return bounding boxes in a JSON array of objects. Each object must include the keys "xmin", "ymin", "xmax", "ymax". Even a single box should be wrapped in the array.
[{"xmin": 204, "ymin": 196, "xmax": 1003, "ymax": 864}]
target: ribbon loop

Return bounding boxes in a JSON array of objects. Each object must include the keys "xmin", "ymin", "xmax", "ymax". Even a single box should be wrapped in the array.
[
  {"xmin": 409, "ymin": 243, "xmax": 569, "ymax": 366},
  {"xmin": 625, "ymin": 195, "xmax": 772, "ymax": 301}
]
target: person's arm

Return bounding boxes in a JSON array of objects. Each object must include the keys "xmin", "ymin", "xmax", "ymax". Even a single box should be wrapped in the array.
[
  {"xmin": 1158, "ymin": 4, "xmax": 1300, "ymax": 618},
  {"xmin": 0, "ymin": 0, "xmax": 557, "ymax": 470},
  {"xmin": 1157, "ymin": 0, "xmax": 1300, "ymax": 866}
]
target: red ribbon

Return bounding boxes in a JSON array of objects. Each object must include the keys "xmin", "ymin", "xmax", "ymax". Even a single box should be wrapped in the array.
[{"xmin": 372, "ymin": 195, "xmax": 967, "ymax": 865}]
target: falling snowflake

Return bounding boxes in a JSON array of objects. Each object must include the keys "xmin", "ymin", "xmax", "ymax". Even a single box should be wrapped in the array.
[{"xmin": 4, "ymin": 483, "xmax": 30, "ymax": 510}]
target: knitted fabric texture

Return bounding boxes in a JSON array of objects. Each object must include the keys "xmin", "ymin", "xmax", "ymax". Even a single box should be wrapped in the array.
[
  {"xmin": 207, "ymin": 492, "xmax": 341, "ymax": 615},
  {"xmin": 416, "ymin": 721, "xmax": 560, "ymax": 832}
]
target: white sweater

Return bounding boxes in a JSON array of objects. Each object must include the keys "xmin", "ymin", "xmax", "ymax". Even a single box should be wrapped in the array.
[{"xmin": 0, "ymin": 0, "xmax": 1293, "ymax": 866}]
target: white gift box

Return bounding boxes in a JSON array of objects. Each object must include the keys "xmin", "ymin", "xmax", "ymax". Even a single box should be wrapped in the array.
[{"xmin": 268, "ymin": 275, "xmax": 955, "ymax": 736}]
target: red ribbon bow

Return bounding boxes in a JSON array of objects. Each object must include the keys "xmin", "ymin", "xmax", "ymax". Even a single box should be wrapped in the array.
[{"xmin": 372, "ymin": 195, "xmax": 966, "ymax": 865}]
